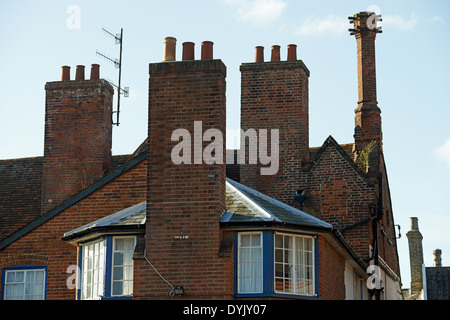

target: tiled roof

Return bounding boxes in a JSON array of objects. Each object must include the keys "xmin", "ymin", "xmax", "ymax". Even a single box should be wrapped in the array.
[
  {"xmin": 0, "ymin": 153, "xmax": 143, "ymax": 244},
  {"xmin": 0, "ymin": 157, "xmax": 43, "ymax": 242},
  {"xmin": 425, "ymin": 266, "xmax": 450, "ymax": 300},
  {"xmin": 221, "ymin": 178, "xmax": 332, "ymax": 230}
]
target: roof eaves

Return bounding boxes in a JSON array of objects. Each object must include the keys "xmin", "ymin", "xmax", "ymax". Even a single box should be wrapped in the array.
[{"xmin": 304, "ymin": 136, "xmax": 367, "ymax": 180}]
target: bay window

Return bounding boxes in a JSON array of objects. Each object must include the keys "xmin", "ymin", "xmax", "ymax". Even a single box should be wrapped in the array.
[
  {"xmin": 274, "ymin": 233, "xmax": 314, "ymax": 296},
  {"xmin": 78, "ymin": 236, "xmax": 136, "ymax": 300},
  {"xmin": 236, "ymin": 231, "xmax": 316, "ymax": 298},
  {"xmin": 237, "ymin": 232, "xmax": 263, "ymax": 294}
]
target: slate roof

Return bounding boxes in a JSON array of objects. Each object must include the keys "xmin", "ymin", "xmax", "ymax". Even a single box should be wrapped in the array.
[
  {"xmin": 62, "ymin": 176, "xmax": 332, "ymax": 243},
  {"xmin": 221, "ymin": 178, "xmax": 332, "ymax": 230},
  {"xmin": 425, "ymin": 266, "xmax": 450, "ymax": 300},
  {"xmin": 62, "ymin": 201, "xmax": 146, "ymax": 242}
]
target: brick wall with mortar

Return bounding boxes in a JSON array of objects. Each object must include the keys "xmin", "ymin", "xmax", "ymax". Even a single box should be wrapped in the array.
[
  {"xmin": 240, "ymin": 46, "xmax": 310, "ymax": 208},
  {"xmin": 406, "ymin": 217, "xmax": 424, "ymax": 294},
  {"xmin": 42, "ymin": 65, "xmax": 113, "ymax": 214},
  {"xmin": 318, "ymin": 236, "xmax": 346, "ymax": 300},
  {"xmin": 0, "ymin": 159, "xmax": 147, "ymax": 300},
  {"xmin": 303, "ymin": 141, "xmax": 376, "ymax": 260},
  {"xmin": 135, "ymin": 40, "xmax": 232, "ymax": 299}
]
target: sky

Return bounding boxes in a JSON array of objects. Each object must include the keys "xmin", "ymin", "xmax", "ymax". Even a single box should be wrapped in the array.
[{"xmin": 1, "ymin": 0, "xmax": 449, "ymax": 294}]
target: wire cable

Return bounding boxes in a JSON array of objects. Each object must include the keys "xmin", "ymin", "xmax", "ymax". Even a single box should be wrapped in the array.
[{"xmin": 143, "ymin": 251, "xmax": 176, "ymax": 296}]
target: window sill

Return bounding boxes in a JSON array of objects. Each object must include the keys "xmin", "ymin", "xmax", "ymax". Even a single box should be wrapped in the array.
[
  {"xmin": 234, "ymin": 292, "xmax": 321, "ymax": 300},
  {"xmin": 101, "ymin": 295, "xmax": 133, "ymax": 300}
]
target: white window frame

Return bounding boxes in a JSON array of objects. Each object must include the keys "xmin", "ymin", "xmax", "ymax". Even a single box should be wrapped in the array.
[
  {"xmin": 111, "ymin": 236, "xmax": 136, "ymax": 297},
  {"xmin": 274, "ymin": 232, "xmax": 315, "ymax": 296},
  {"xmin": 3, "ymin": 268, "xmax": 46, "ymax": 300},
  {"xmin": 237, "ymin": 232, "xmax": 264, "ymax": 294},
  {"xmin": 81, "ymin": 239, "xmax": 105, "ymax": 300}
]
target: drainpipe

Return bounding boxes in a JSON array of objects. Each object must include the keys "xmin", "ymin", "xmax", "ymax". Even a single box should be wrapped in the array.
[{"xmin": 363, "ymin": 172, "xmax": 383, "ymax": 299}]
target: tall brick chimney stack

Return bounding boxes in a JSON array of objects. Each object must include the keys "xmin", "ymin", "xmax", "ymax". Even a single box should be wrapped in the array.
[
  {"xmin": 142, "ymin": 37, "xmax": 229, "ymax": 299},
  {"xmin": 42, "ymin": 64, "xmax": 113, "ymax": 213},
  {"xmin": 406, "ymin": 217, "xmax": 424, "ymax": 295},
  {"xmin": 349, "ymin": 12, "xmax": 383, "ymax": 172},
  {"xmin": 240, "ymin": 44, "xmax": 310, "ymax": 207}
]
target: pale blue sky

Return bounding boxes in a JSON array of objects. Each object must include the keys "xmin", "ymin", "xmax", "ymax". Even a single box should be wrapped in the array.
[{"xmin": 1, "ymin": 0, "xmax": 449, "ymax": 293}]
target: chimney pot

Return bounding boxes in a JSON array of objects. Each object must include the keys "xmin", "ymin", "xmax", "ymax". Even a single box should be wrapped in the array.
[
  {"xmin": 287, "ymin": 44, "xmax": 297, "ymax": 61},
  {"xmin": 90, "ymin": 64, "xmax": 100, "ymax": 80},
  {"xmin": 271, "ymin": 45, "xmax": 280, "ymax": 62},
  {"xmin": 182, "ymin": 42, "xmax": 195, "ymax": 61},
  {"xmin": 201, "ymin": 41, "xmax": 214, "ymax": 60},
  {"xmin": 255, "ymin": 46, "xmax": 264, "ymax": 63},
  {"xmin": 75, "ymin": 65, "xmax": 85, "ymax": 81},
  {"xmin": 434, "ymin": 249, "xmax": 442, "ymax": 267},
  {"xmin": 61, "ymin": 66, "xmax": 71, "ymax": 81},
  {"xmin": 410, "ymin": 217, "xmax": 419, "ymax": 231},
  {"xmin": 163, "ymin": 37, "xmax": 177, "ymax": 62}
]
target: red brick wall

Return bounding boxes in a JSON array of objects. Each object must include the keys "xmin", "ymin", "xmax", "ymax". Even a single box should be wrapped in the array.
[
  {"xmin": 318, "ymin": 235, "xmax": 346, "ymax": 300},
  {"xmin": 42, "ymin": 78, "xmax": 113, "ymax": 213},
  {"xmin": 0, "ymin": 159, "xmax": 147, "ymax": 300},
  {"xmin": 137, "ymin": 58, "xmax": 231, "ymax": 300},
  {"xmin": 303, "ymin": 142, "xmax": 375, "ymax": 259},
  {"xmin": 240, "ymin": 60, "xmax": 309, "ymax": 208}
]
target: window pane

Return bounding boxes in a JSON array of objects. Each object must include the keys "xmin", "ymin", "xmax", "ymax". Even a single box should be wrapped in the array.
[
  {"xmin": 15, "ymin": 271, "xmax": 24, "ymax": 283},
  {"xmin": 112, "ymin": 281, "xmax": 123, "ymax": 296},
  {"xmin": 274, "ymin": 234, "xmax": 314, "ymax": 296},
  {"xmin": 113, "ymin": 266, "xmax": 123, "ymax": 281},
  {"xmin": 240, "ymin": 235, "xmax": 251, "ymax": 247},
  {"xmin": 114, "ymin": 252, "xmax": 124, "ymax": 266},
  {"xmin": 237, "ymin": 233, "xmax": 263, "ymax": 294},
  {"xmin": 81, "ymin": 240, "xmax": 105, "ymax": 299},
  {"xmin": 111, "ymin": 237, "xmax": 136, "ymax": 297},
  {"xmin": 275, "ymin": 235, "xmax": 283, "ymax": 248},
  {"xmin": 251, "ymin": 234, "xmax": 261, "ymax": 246},
  {"xmin": 6, "ymin": 271, "xmax": 15, "ymax": 283}
]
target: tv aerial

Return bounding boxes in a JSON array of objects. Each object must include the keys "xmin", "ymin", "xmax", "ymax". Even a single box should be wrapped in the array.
[{"xmin": 96, "ymin": 27, "xmax": 129, "ymax": 126}]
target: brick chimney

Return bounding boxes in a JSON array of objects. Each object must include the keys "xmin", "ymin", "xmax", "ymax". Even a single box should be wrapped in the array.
[
  {"xmin": 240, "ymin": 44, "xmax": 310, "ymax": 207},
  {"xmin": 434, "ymin": 249, "xmax": 442, "ymax": 267},
  {"xmin": 42, "ymin": 64, "xmax": 113, "ymax": 213},
  {"xmin": 349, "ymin": 12, "xmax": 383, "ymax": 172},
  {"xmin": 406, "ymin": 217, "xmax": 424, "ymax": 295},
  {"xmin": 142, "ymin": 37, "xmax": 229, "ymax": 299}
]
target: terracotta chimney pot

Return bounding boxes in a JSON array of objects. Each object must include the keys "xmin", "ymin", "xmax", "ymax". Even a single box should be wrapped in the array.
[
  {"xmin": 75, "ymin": 65, "xmax": 85, "ymax": 81},
  {"xmin": 255, "ymin": 46, "xmax": 264, "ymax": 63},
  {"xmin": 271, "ymin": 45, "xmax": 280, "ymax": 62},
  {"xmin": 90, "ymin": 64, "xmax": 100, "ymax": 80},
  {"xmin": 287, "ymin": 44, "xmax": 297, "ymax": 61},
  {"xmin": 201, "ymin": 41, "xmax": 214, "ymax": 60},
  {"xmin": 182, "ymin": 42, "xmax": 195, "ymax": 61},
  {"xmin": 61, "ymin": 66, "xmax": 71, "ymax": 81}
]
